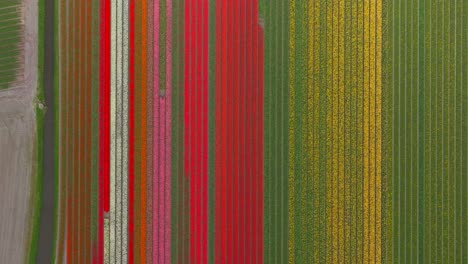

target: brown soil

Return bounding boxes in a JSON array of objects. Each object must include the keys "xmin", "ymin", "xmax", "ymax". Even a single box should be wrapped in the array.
[{"xmin": 0, "ymin": 0, "xmax": 38, "ymax": 263}]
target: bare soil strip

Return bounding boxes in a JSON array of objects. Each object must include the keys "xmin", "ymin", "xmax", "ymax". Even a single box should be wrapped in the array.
[{"xmin": 0, "ymin": 0, "xmax": 38, "ymax": 263}]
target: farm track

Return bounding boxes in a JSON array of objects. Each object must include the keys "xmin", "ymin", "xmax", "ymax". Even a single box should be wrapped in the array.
[{"xmin": 0, "ymin": 0, "xmax": 37, "ymax": 263}]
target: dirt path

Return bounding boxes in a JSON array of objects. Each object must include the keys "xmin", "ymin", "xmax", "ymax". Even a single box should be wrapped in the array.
[{"xmin": 0, "ymin": 0, "xmax": 38, "ymax": 263}]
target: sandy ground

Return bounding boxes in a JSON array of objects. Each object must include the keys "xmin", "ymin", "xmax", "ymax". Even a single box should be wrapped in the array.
[{"xmin": 0, "ymin": 0, "xmax": 38, "ymax": 263}]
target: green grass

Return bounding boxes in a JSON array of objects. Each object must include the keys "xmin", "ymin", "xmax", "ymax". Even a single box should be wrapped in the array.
[
  {"xmin": 51, "ymin": 0, "xmax": 60, "ymax": 262},
  {"xmin": 27, "ymin": 107, "xmax": 44, "ymax": 264}
]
